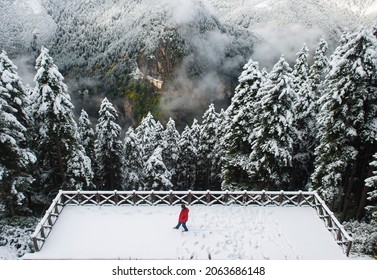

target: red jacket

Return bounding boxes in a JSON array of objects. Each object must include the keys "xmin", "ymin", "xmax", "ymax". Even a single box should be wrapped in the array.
[{"xmin": 179, "ymin": 208, "xmax": 189, "ymax": 223}]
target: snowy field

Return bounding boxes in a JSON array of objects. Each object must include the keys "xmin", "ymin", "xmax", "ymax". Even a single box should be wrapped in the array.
[{"xmin": 24, "ymin": 205, "xmax": 347, "ymax": 260}]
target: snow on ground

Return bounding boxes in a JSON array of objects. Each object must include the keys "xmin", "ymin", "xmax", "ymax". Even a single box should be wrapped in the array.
[
  {"xmin": 25, "ymin": 205, "xmax": 346, "ymax": 260},
  {"xmin": 0, "ymin": 245, "xmax": 17, "ymax": 260}
]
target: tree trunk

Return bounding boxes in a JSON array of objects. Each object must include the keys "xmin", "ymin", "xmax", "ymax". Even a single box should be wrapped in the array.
[
  {"xmin": 356, "ymin": 164, "xmax": 374, "ymax": 220},
  {"xmin": 55, "ymin": 139, "xmax": 66, "ymax": 186},
  {"xmin": 356, "ymin": 185, "xmax": 369, "ymax": 220},
  {"xmin": 110, "ymin": 169, "xmax": 114, "ymax": 190},
  {"xmin": 341, "ymin": 162, "xmax": 358, "ymax": 222},
  {"xmin": 355, "ymin": 144, "xmax": 374, "ymax": 220},
  {"xmin": 340, "ymin": 165, "xmax": 352, "ymax": 212},
  {"xmin": 48, "ymin": 148, "xmax": 58, "ymax": 192},
  {"xmin": 6, "ymin": 198, "xmax": 15, "ymax": 218}
]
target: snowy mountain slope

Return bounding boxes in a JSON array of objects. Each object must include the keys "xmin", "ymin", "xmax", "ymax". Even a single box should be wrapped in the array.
[
  {"xmin": 0, "ymin": 0, "xmax": 56, "ymax": 54},
  {"xmin": 0, "ymin": 0, "xmax": 375, "ymax": 123},
  {"xmin": 2, "ymin": 0, "xmax": 256, "ymax": 121},
  {"xmin": 208, "ymin": 0, "xmax": 376, "ymax": 28},
  {"xmin": 2, "ymin": 0, "xmax": 373, "ymax": 64},
  {"xmin": 207, "ymin": 0, "xmax": 377, "ymax": 67},
  {"xmin": 44, "ymin": 0, "xmax": 252, "ymax": 79},
  {"xmin": 1, "ymin": 0, "xmax": 374, "ymax": 71}
]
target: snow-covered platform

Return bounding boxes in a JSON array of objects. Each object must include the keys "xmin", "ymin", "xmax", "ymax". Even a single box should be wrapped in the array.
[{"xmin": 25, "ymin": 203, "xmax": 347, "ymax": 260}]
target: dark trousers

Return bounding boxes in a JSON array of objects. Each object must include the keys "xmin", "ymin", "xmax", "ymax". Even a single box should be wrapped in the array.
[{"xmin": 175, "ymin": 222, "xmax": 188, "ymax": 231}]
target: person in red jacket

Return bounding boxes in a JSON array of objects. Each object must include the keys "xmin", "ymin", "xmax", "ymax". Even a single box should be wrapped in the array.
[{"xmin": 174, "ymin": 203, "xmax": 189, "ymax": 232}]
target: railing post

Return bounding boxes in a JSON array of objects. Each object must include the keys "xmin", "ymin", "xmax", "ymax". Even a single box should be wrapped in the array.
[
  {"xmin": 96, "ymin": 192, "xmax": 100, "ymax": 205},
  {"xmin": 298, "ymin": 191, "xmax": 303, "ymax": 206},
  {"xmin": 40, "ymin": 226, "xmax": 45, "ymax": 239},
  {"xmin": 261, "ymin": 190, "xmax": 266, "ymax": 206},
  {"xmin": 327, "ymin": 213, "xmax": 333, "ymax": 228},
  {"xmin": 33, "ymin": 236, "xmax": 40, "ymax": 252},
  {"xmin": 243, "ymin": 191, "xmax": 248, "ymax": 206},
  {"xmin": 346, "ymin": 240, "xmax": 352, "ymax": 257},
  {"xmin": 47, "ymin": 212, "xmax": 53, "ymax": 226},
  {"xmin": 337, "ymin": 228, "xmax": 342, "ymax": 241},
  {"xmin": 151, "ymin": 190, "xmax": 155, "ymax": 205},
  {"xmin": 169, "ymin": 190, "xmax": 174, "ymax": 205},
  {"xmin": 224, "ymin": 191, "xmax": 229, "ymax": 205},
  {"xmin": 188, "ymin": 190, "xmax": 192, "ymax": 205},
  {"xmin": 54, "ymin": 200, "xmax": 60, "ymax": 214},
  {"xmin": 114, "ymin": 190, "xmax": 119, "ymax": 204},
  {"xmin": 133, "ymin": 190, "xmax": 137, "ymax": 205},
  {"xmin": 60, "ymin": 190, "xmax": 66, "ymax": 206},
  {"xmin": 206, "ymin": 190, "xmax": 211, "ymax": 205},
  {"xmin": 279, "ymin": 190, "xmax": 284, "ymax": 205},
  {"xmin": 77, "ymin": 190, "xmax": 82, "ymax": 205}
]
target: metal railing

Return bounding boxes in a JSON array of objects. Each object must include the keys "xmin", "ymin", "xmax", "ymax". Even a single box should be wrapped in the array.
[{"xmin": 31, "ymin": 190, "xmax": 353, "ymax": 256}]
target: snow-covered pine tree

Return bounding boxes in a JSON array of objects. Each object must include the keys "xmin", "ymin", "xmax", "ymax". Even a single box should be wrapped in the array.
[
  {"xmin": 329, "ymin": 29, "xmax": 352, "ymax": 63},
  {"xmin": 135, "ymin": 112, "xmax": 159, "ymax": 163},
  {"xmin": 365, "ymin": 153, "xmax": 377, "ymax": 221},
  {"xmin": 0, "ymin": 51, "xmax": 36, "ymax": 216},
  {"xmin": 177, "ymin": 125, "xmax": 197, "ymax": 190},
  {"xmin": 78, "ymin": 109, "xmax": 95, "ymax": 164},
  {"xmin": 248, "ymin": 56, "xmax": 296, "ymax": 190},
  {"xmin": 215, "ymin": 108, "xmax": 226, "ymax": 186},
  {"xmin": 0, "ymin": 51, "xmax": 30, "ymax": 127},
  {"xmin": 162, "ymin": 118, "xmax": 180, "ymax": 188},
  {"xmin": 190, "ymin": 119, "xmax": 201, "ymax": 189},
  {"xmin": 308, "ymin": 36, "xmax": 329, "ymax": 106},
  {"xmin": 291, "ymin": 44, "xmax": 316, "ymax": 190},
  {"xmin": 31, "ymin": 47, "xmax": 92, "ymax": 195},
  {"xmin": 66, "ymin": 146, "xmax": 94, "ymax": 190},
  {"xmin": 292, "ymin": 44, "xmax": 310, "ymax": 94},
  {"xmin": 222, "ymin": 59, "xmax": 264, "ymax": 190},
  {"xmin": 94, "ymin": 98, "xmax": 123, "ymax": 190},
  {"xmin": 197, "ymin": 104, "xmax": 221, "ymax": 190},
  {"xmin": 154, "ymin": 120, "xmax": 164, "ymax": 150},
  {"xmin": 311, "ymin": 28, "xmax": 377, "ymax": 219},
  {"xmin": 144, "ymin": 146, "xmax": 173, "ymax": 190},
  {"xmin": 123, "ymin": 127, "xmax": 144, "ymax": 190}
]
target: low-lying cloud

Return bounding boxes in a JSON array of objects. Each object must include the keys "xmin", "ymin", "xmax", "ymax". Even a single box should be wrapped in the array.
[
  {"xmin": 168, "ymin": 0, "xmax": 202, "ymax": 25},
  {"xmin": 252, "ymin": 23, "xmax": 325, "ymax": 70},
  {"xmin": 159, "ymin": 0, "xmax": 250, "ymax": 121}
]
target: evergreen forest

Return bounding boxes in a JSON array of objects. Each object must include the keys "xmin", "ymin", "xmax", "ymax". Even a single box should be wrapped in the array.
[{"xmin": 1, "ymin": 24, "xmax": 377, "ymax": 257}]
